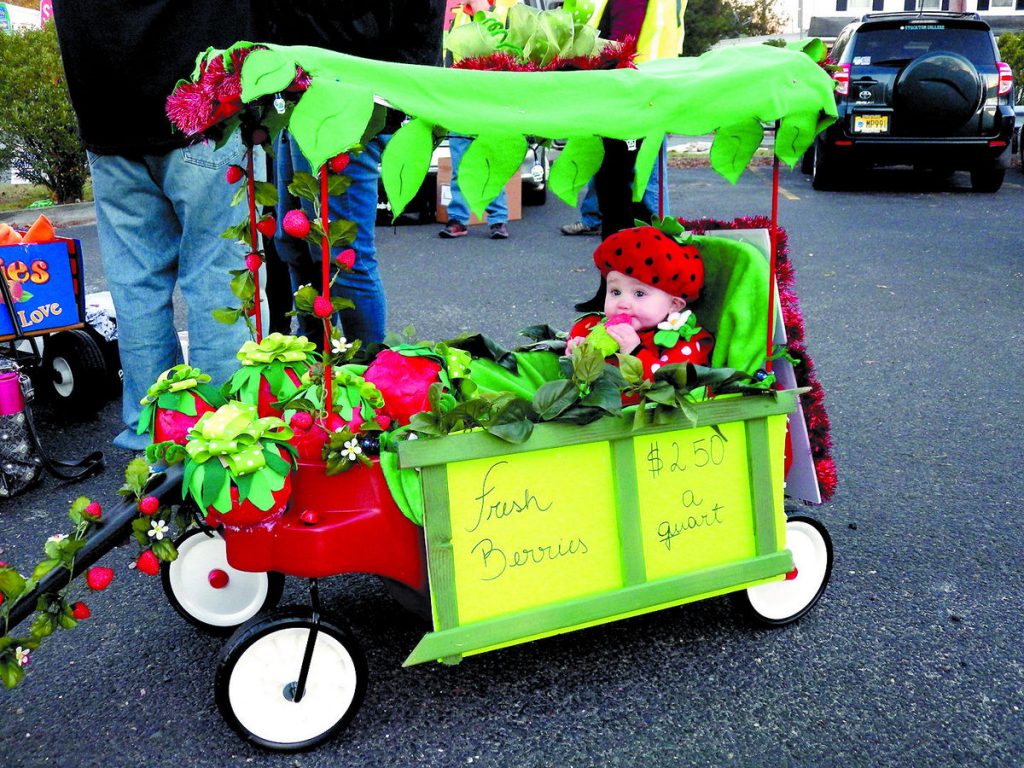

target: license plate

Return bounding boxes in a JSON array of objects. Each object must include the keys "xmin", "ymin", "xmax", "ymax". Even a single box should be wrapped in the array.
[{"xmin": 853, "ymin": 114, "xmax": 889, "ymax": 134}]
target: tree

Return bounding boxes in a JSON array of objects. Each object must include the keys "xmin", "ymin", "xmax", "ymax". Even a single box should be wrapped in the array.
[
  {"xmin": 0, "ymin": 22, "xmax": 88, "ymax": 203},
  {"xmin": 683, "ymin": 0, "xmax": 788, "ymax": 55},
  {"xmin": 997, "ymin": 32, "xmax": 1024, "ymax": 105}
]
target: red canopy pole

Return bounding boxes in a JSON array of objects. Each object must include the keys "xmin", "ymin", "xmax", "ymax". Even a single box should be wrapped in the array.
[
  {"xmin": 320, "ymin": 165, "xmax": 333, "ymax": 415},
  {"xmin": 766, "ymin": 126, "xmax": 781, "ymax": 375},
  {"xmin": 246, "ymin": 147, "xmax": 263, "ymax": 342}
]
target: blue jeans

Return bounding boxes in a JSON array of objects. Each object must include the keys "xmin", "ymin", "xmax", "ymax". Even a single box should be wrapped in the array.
[
  {"xmin": 274, "ymin": 130, "xmax": 387, "ymax": 346},
  {"xmin": 580, "ymin": 137, "xmax": 670, "ymax": 228},
  {"xmin": 88, "ymin": 135, "xmax": 257, "ymax": 450},
  {"xmin": 445, "ymin": 136, "xmax": 508, "ymax": 225}
]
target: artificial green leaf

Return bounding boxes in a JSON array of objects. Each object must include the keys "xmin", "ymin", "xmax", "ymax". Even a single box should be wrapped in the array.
[
  {"xmin": 381, "ymin": 118, "xmax": 435, "ymax": 219},
  {"xmin": 710, "ymin": 120, "xmax": 764, "ymax": 185},
  {"xmin": 213, "ymin": 307, "xmax": 242, "ymax": 325},
  {"xmin": 288, "ymin": 171, "xmax": 321, "ymax": 202},
  {"xmin": 458, "ymin": 134, "xmax": 527, "ymax": 218},
  {"xmin": 532, "ymin": 380, "xmax": 579, "ymax": 420},
  {"xmin": 572, "ymin": 344, "xmax": 605, "ymax": 384},
  {"xmin": 1, "ymin": 660, "xmax": 25, "ymax": 689},
  {"xmin": 239, "ymin": 47, "xmax": 298, "ymax": 102},
  {"xmin": 486, "ymin": 399, "xmax": 535, "ymax": 444},
  {"xmin": 30, "ymin": 611, "xmax": 55, "ymax": 638},
  {"xmin": 617, "ymin": 353, "xmax": 645, "ymax": 385},
  {"xmin": 290, "ymin": 79, "xmax": 376, "ymax": 172},
  {"xmin": 231, "ymin": 183, "xmax": 247, "ymax": 208},
  {"xmin": 253, "ymin": 180, "xmax": 278, "ymax": 207},
  {"xmin": 580, "ymin": 375, "xmax": 623, "ymax": 415},
  {"xmin": 151, "ymin": 538, "xmax": 178, "ymax": 562},
  {"xmin": 0, "ymin": 569, "xmax": 27, "ymax": 601},
  {"xmin": 202, "ymin": 462, "xmax": 228, "ymax": 509},
  {"xmin": 30, "ymin": 559, "xmax": 60, "ymax": 581},
  {"xmin": 548, "ymin": 136, "xmax": 603, "ymax": 207},
  {"xmin": 360, "ymin": 103, "xmax": 389, "ymax": 148},
  {"xmin": 328, "ymin": 219, "xmax": 358, "ymax": 247},
  {"xmin": 327, "ymin": 175, "xmax": 353, "ymax": 196},
  {"xmin": 230, "ymin": 270, "xmax": 256, "ymax": 301},
  {"xmin": 632, "ymin": 132, "xmax": 665, "ymax": 204},
  {"xmin": 408, "ymin": 412, "xmax": 443, "ymax": 436},
  {"xmin": 246, "ymin": 471, "xmax": 275, "ymax": 511}
]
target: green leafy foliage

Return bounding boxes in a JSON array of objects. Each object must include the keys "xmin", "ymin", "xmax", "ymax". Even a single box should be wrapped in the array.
[
  {"xmin": 0, "ymin": 22, "xmax": 88, "ymax": 203},
  {"xmin": 683, "ymin": 0, "xmax": 786, "ymax": 55}
]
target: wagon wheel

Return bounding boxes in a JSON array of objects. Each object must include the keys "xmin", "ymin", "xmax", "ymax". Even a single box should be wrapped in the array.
[
  {"xmin": 41, "ymin": 329, "xmax": 107, "ymax": 417},
  {"xmin": 735, "ymin": 515, "xmax": 833, "ymax": 626},
  {"xmin": 162, "ymin": 528, "xmax": 284, "ymax": 634},
  {"xmin": 215, "ymin": 607, "xmax": 367, "ymax": 750}
]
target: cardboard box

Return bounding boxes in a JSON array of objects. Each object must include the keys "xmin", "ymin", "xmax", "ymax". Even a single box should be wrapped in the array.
[
  {"xmin": 0, "ymin": 237, "xmax": 85, "ymax": 341},
  {"xmin": 436, "ymin": 156, "xmax": 522, "ymax": 225}
]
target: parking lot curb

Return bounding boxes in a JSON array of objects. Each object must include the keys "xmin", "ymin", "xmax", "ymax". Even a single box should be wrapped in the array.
[{"xmin": 0, "ymin": 201, "xmax": 96, "ymax": 229}]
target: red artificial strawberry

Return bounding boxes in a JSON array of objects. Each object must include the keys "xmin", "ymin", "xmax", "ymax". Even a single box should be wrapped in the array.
[
  {"xmin": 71, "ymin": 601, "xmax": 91, "ymax": 620},
  {"xmin": 256, "ymin": 367, "xmax": 304, "ymax": 419},
  {"xmin": 136, "ymin": 549, "xmax": 160, "ymax": 576},
  {"xmin": 83, "ymin": 501, "xmax": 102, "ymax": 521},
  {"xmin": 245, "ymin": 252, "xmax": 262, "ymax": 273},
  {"xmin": 290, "ymin": 411, "xmax": 314, "ymax": 432},
  {"xmin": 364, "ymin": 350, "xmax": 444, "ymax": 426},
  {"xmin": 335, "ymin": 248, "xmax": 356, "ymax": 270},
  {"xmin": 138, "ymin": 496, "xmax": 160, "ymax": 515},
  {"xmin": 375, "ymin": 413, "xmax": 392, "ymax": 431},
  {"xmin": 203, "ymin": 455, "xmax": 293, "ymax": 530},
  {"xmin": 225, "ymin": 165, "xmax": 245, "ymax": 184},
  {"xmin": 313, "ymin": 296, "xmax": 333, "ymax": 318},
  {"xmin": 329, "ymin": 153, "xmax": 350, "ymax": 174},
  {"xmin": 86, "ymin": 566, "xmax": 114, "ymax": 591},
  {"xmin": 282, "ymin": 209, "xmax": 311, "ymax": 238},
  {"xmin": 288, "ymin": 420, "xmax": 329, "ymax": 463},
  {"xmin": 255, "ymin": 216, "xmax": 276, "ymax": 237},
  {"xmin": 153, "ymin": 394, "xmax": 216, "ymax": 445},
  {"xmin": 324, "ymin": 413, "xmax": 346, "ymax": 433}
]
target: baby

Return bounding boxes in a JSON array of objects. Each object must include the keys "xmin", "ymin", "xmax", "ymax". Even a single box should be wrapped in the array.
[{"xmin": 566, "ymin": 225, "xmax": 714, "ymax": 378}]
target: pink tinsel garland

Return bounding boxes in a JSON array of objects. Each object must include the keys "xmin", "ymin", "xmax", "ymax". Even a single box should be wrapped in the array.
[{"xmin": 681, "ymin": 216, "xmax": 837, "ymax": 502}]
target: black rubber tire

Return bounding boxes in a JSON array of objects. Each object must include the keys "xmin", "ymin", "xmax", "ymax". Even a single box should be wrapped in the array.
[
  {"xmin": 84, "ymin": 325, "xmax": 123, "ymax": 397},
  {"xmin": 799, "ymin": 147, "xmax": 813, "ymax": 175},
  {"xmin": 216, "ymin": 607, "xmax": 367, "ymax": 751},
  {"xmin": 733, "ymin": 515, "xmax": 833, "ymax": 627},
  {"xmin": 161, "ymin": 528, "xmax": 285, "ymax": 635},
  {"xmin": 894, "ymin": 52, "xmax": 983, "ymax": 131},
  {"xmin": 811, "ymin": 139, "xmax": 842, "ymax": 191},
  {"xmin": 970, "ymin": 166, "xmax": 1005, "ymax": 193},
  {"xmin": 41, "ymin": 329, "xmax": 108, "ymax": 418}
]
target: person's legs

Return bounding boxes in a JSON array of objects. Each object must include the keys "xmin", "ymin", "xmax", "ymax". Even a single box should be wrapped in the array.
[
  {"xmin": 166, "ymin": 133, "xmax": 252, "ymax": 391},
  {"xmin": 579, "ymin": 182, "xmax": 601, "ymax": 228},
  {"xmin": 87, "ymin": 151, "xmax": 183, "ymax": 449},
  {"xmin": 444, "ymin": 136, "xmax": 472, "ymax": 226},
  {"xmin": 641, "ymin": 137, "xmax": 670, "ymax": 219}
]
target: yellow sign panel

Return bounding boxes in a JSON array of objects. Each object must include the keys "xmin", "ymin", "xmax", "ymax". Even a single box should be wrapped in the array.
[
  {"xmin": 634, "ymin": 421, "xmax": 757, "ymax": 581},
  {"xmin": 446, "ymin": 443, "xmax": 622, "ymax": 624}
]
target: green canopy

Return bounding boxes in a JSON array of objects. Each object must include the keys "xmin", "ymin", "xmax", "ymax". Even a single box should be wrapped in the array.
[{"xmin": 235, "ymin": 42, "xmax": 837, "ymax": 217}]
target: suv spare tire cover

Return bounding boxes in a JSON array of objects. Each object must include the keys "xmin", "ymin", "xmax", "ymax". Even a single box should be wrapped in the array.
[{"xmin": 894, "ymin": 52, "xmax": 984, "ymax": 131}]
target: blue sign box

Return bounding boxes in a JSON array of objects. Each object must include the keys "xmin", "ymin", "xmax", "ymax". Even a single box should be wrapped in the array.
[{"xmin": 0, "ymin": 238, "xmax": 85, "ymax": 341}]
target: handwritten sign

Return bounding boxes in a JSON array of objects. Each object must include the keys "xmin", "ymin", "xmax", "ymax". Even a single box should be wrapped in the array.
[
  {"xmin": 635, "ymin": 421, "xmax": 762, "ymax": 581},
  {"xmin": 445, "ymin": 442, "xmax": 622, "ymax": 624}
]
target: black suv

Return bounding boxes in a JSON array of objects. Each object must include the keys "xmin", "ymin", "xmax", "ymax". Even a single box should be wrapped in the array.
[{"xmin": 810, "ymin": 12, "xmax": 1015, "ymax": 192}]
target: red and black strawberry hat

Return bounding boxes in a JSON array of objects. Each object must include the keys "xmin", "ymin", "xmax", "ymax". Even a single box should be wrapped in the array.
[{"xmin": 592, "ymin": 226, "xmax": 705, "ymax": 303}]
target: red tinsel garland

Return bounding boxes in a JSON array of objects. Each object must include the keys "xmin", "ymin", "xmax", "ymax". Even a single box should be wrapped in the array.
[{"xmin": 681, "ymin": 216, "xmax": 837, "ymax": 502}]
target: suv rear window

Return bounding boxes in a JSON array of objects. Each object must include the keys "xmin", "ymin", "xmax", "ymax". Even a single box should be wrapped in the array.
[{"xmin": 848, "ymin": 25, "xmax": 996, "ymax": 66}]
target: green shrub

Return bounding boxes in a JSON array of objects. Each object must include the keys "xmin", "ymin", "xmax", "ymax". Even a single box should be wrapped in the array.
[
  {"xmin": 0, "ymin": 22, "xmax": 87, "ymax": 204},
  {"xmin": 998, "ymin": 31, "xmax": 1024, "ymax": 105}
]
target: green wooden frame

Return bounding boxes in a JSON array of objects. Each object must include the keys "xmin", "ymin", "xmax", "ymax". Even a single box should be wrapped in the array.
[{"xmin": 399, "ymin": 391, "xmax": 800, "ymax": 666}]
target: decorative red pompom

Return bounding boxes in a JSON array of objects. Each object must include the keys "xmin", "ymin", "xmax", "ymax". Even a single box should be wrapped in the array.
[
  {"xmin": 136, "ymin": 549, "xmax": 160, "ymax": 577},
  {"xmin": 282, "ymin": 209, "xmax": 311, "ymax": 238},
  {"xmin": 225, "ymin": 165, "xmax": 245, "ymax": 184},
  {"xmin": 255, "ymin": 216, "xmax": 277, "ymax": 237},
  {"xmin": 86, "ymin": 566, "xmax": 114, "ymax": 591},
  {"xmin": 71, "ymin": 601, "xmax": 91, "ymax": 620},
  {"xmin": 245, "ymin": 252, "xmax": 262, "ymax": 273},
  {"xmin": 290, "ymin": 411, "xmax": 314, "ymax": 432},
  {"xmin": 329, "ymin": 153, "xmax": 350, "ymax": 174},
  {"xmin": 375, "ymin": 414, "xmax": 392, "ymax": 431},
  {"xmin": 313, "ymin": 296, "xmax": 333, "ymax": 318},
  {"xmin": 83, "ymin": 501, "xmax": 102, "ymax": 521},
  {"xmin": 334, "ymin": 248, "xmax": 356, "ymax": 270},
  {"xmin": 139, "ymin": 496, "xmax": 160, "ymax": 515}
]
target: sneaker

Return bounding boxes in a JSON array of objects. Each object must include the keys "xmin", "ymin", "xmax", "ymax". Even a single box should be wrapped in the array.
[
  {"xmin": 560, "ymin": 221, "xmax": 600, "ymax": 236},
  {"xmin": 439, "ymin": 221, "xmax": 468, "ymax": 238},
  {"xmin": 489, "ymin": 223, "xmax": 509, "ymax": 240}
]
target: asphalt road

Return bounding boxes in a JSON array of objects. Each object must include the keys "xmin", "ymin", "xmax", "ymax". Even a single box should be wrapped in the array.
[{"xmin": 2, "ymin": 165, "xmax": 1023, "ymax": 768}]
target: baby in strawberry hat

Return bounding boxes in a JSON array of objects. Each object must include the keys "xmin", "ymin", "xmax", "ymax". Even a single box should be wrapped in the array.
[{"xmin": 566, "ymin": 225, "xmax": 714, "ymax": 379}]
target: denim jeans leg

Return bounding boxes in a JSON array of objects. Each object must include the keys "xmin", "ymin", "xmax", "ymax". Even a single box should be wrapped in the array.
[
  {"xmin": 579, "ymin": 181, "xmax": 601, "ymax": 228},
  {"xmin": 166, "ymin": 133, "xmax": 254, "ymax": 389},
  {"xmin": 642, "ymin": 137, "xmax": 670, "ymax": 218},
  {"xmin": 88, "ymin": 150, "xmax": 183, "ymax": 448},
  {"xmin": 446, "ymin": 136, "xmax": 472, "ymax": 225}
]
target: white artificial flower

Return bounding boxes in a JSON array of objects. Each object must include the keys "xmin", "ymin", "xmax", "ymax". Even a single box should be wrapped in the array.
[
  {"xmin": 657, "ymin": 310, "xmax": 692, "ymax": 332},
  {"xmin": 14, "ymin": 646, "xmax": 30, "ymax": 667},
  {"xmin": 341, "ymin": 438, "xmax": 362, "ymax": 462},
  {"xmin": 332, "ymin": 336, "xmax": 353, "ymax": 355},
  {"xmin": 147, "ymin": 519, "xmax": 170, "ymax": 541},
  {"xmin": 46, "ymin": 533, "xmax": 68, "ymax": 544}
]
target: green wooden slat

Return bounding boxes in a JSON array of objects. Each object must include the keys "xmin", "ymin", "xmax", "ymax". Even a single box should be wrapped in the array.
[
  {"xmin": 745, "ymin": 417, "xmax": 778, "ymax": 556},
  {"xmin": 403, "ymin": 550, "xmax": 793, "ymax": 666},
  {"xmin": 421, "ymin": 465, "xmax": 460, "ymax": 637},
  {"xmin": 399, "ymin": 391, "xmax": 800, "ymax": 469},
  {"xmin": 610, "ymin": 437, "xmax": 646, "ymax": 586}
]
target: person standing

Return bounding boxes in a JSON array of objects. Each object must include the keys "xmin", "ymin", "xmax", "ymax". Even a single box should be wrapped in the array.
[{"xmin": 51, "ymin": 0, "xmax": 258, "ymax": 451}]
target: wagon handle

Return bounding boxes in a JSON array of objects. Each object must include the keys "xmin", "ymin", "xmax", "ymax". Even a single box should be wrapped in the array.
[{"xmin": 766, "ymin": 121, "xmax": 781, "ymax": 375}]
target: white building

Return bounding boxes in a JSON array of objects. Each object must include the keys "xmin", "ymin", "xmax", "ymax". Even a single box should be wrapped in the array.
[{"xmin": 0, "ymin": 3, "xmax": 41, "ymax": 32}]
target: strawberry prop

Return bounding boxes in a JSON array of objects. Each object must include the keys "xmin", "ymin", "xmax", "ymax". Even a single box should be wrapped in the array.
[
  {"xmin": 282, "ymin": 209, "xmax": 311, "ymax": 238},
  {"xmin": 363, "ymin": 349, "xmax": 444, "ymax": 426},
  {"xmin": 85, "ymin": 567, "xmax": 114, "ymax": 591},
  {"xmin": 183, "ymin": 401, "xmax": 297, "ymax": 530},
  {"xmin": 136, "ymin": 549, "xmax": 161, "ymax": 576},
  {"xmin": 225, "ymin": 333, "xmax": 317, "ymax": 418},
  {"xmin": 137, "ymin": 364, "xmax": 225, "ymax": 446}
]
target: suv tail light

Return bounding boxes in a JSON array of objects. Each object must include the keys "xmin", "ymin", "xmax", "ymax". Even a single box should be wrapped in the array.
[
  {"xmin": 997, "ymin": 62, "xmax": 1013, "ymax": 97},
  {"xmin": 832, "ymin": 64, "xmax": 850, "ymax": 97}
]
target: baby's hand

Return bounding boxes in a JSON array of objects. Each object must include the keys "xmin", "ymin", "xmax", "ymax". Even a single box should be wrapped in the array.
[
  {"xmin": 566, "ymin": 336, "xmax": 584, "ymax": 355},
  {"xmin": 605, "ymin": 323, "xmax": 641, "ymax": 353}
]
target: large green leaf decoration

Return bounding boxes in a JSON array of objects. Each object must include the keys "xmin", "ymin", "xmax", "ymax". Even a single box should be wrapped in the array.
[
  {"xmin": 381, "ymin": 118, "xmax": 436, "ymax": 219},
  {"xmin": 459, "ymin": 134, "xmax": 528, "ymax": 217},
  {"xmin": 548, "ymin": 136, "xmax": 604, "ymax": 207},
  {"xmin": 239, "ymin": 47, "xmax": 298, "ymax": 103},
  {"xmin": 632, "ymin": 131, "xmax": 665, "ymax": 203},
  {"xmin": 290, "ymin": 78, "xmax": 375, "ymax": 171},
  {"xmin": 710, "ymin": 121, "xmax": 764, "ymax": 184}
]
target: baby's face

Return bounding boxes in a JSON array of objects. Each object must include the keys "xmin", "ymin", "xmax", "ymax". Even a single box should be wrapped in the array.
[{"xmin": 603, "ymin": 271, "xmax": 685, "ymax": 331}]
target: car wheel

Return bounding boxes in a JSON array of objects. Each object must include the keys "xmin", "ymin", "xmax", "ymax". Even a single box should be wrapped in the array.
[
  {"xmin": 811, "ymin": 140, "xmax": 841, "ymax": 190},
  {"xmin": 969, "ymin": 167, "xmax": 1004, "ymax": 193},
  {"xmin": 216, "ymin": 607, "xmax": 367, "ymax": 750},
  {"xmin": 894, "ymin": 53, "xmax": 983, "ymax": 131},
  {"xmin": 41, "ymin": 329, "xmax": 108, "ymax": 418}
]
